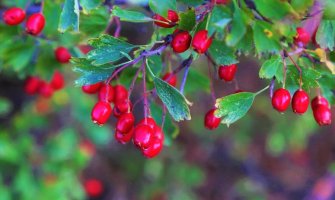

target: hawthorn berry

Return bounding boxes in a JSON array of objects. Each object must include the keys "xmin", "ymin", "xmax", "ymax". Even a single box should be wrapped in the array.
[
  {"xmin": 114, "ymin": 85, "xmax": 128, "ymax": 103},
  {"xmin": 82, "ymin": 82, "xmax": 103, "ymax": 94},
  {"xmin": 133, "ymin": 124, "xmax": 154, "ymax": 150},
  {"xmin": 153, "ymin": 125, "xmax": 164, "ymax": 141},
  {"xmin": 38, "ymin": 81, "xmax": 54, "ymax": 98},
  {"xmin": 139, "ymin": 117, "xmax": 157, "ymax": 130},
  {"xmin": 25, "ymin": 13, "xmax": 45, "ymax": 36},
  {"xmin": 98, "ymin": 84, "xmax": 114, "ymax": 103},
  {"xmin": 294, "ymin": 27, "xmax": 311, "ymax": 45},
  {"xmin": 218, "ymin": 64, "xmax": 237, "ymax": 82},
  {"xmin": 2, "ymin": 7, "xmax": 26, "ymax": 25},
  {"xmin": 84, "ymin": 179, "xmax": 103, "ymax": 198},
  {"xmin": 78, "ymin": 45, "xmax": 91, "ymax": 54},
  {"xmin": 204, "ymin": 109, "xmax": 221, "ymax": 130},
  {"xmin": 54, "ymin": 46, "xmax": 72, "ymax": 63},
  {"xmin": 24, "ymin": 76, "xmax": 41, "ymax": 95},
  {"xmin": 91, "ymin": 101, "xmax": 112, "ymax": 125},
  {"xmin": 215, "ymin": 0, "xmax": 230, "ymax": 4},
  {"xmin": 114, "ymin": 99, "xmax": 132, "ymax": 114},
  {"xmin": 116, "ymin": 112, "xmax": 135, "ymax": 133},
  {"xmin": 171, "ymin": 30, "xmax": 192, "ymax": 53},
  {"xmin": 292, "ymin": 89, "xmax": 309, "ymax": 114},
  {"xmin": 311, "ymin": 96, "xmax": 329, "ymax": 110},
  {"xmin": 50, "ymin": 71, "xmax": 64, "ymax": 91},
  {"xmin": 313, "ymin": 105, "xmax": 332, "ymax": 126},
  {"xmin": 272, "ymin": 88, "xmax": 291, "ymax": 112},
  {"xmin": 115, "ymin": 128, "xmax": 134, "ymax": 144},
  {"xmin": 192, "ymin": 30, "xmax": 213, "ymax": 54},
  {"xmin": 153, "ymin": 10, "xmax": 179, "ymax": 28},
  {"xmin": 162, "ymin": 72, "xmax": 177, "ymax": 87},
  {"xmin": 142, "ymin": 138, "xmax": 163, "ymax": 158}
]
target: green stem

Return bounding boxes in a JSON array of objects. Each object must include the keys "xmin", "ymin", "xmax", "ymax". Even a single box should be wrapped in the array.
[{"xmin": 255, "ymin": 85, "xmax": 270, "ymax": 96}]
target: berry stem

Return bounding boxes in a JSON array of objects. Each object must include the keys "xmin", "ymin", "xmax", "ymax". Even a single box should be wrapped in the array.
[
  {"xmin": 161, "ymin": 105, "xmax": 167, "ymax": 129},
  {"xmin": 287, "ymin": 53, "xmax": 303, "ymax": 89},
  {"xmin": 280, "ymin": 51, "xmax": 288, "ymax": 89},
  {"xmin": 180, "ymin": 64, "xmax": 190, "ymax": 94},
  {"xmin": 255, "ymin": 85, "xmax": 270, "ymax": 96},
  {"xmin": 270, "ymin": 77, "xmax": 275, "ymax": 98},
  {"xmin": 114, "ymin": 17, "xmax": 121, "ymax": 38},
  {"xmin": 207, "ymin": 57, "xmax": 216, "ymax": 103},
  {"xmin": 104, "ymin": 17, "xmax": 114, "ymax": 33},
  {"xmin": 128, "ymin": 64, "xmax": 143, "ymax": 99},
  {"xmin": 142, "ymin": 59, "xmax": 149, "ymax": 120}
]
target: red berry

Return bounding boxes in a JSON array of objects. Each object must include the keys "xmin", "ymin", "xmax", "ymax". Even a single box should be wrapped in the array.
[
  {"xmin": 54, "ymin": 46, "xmax": 71, "ymax": 63},
  {"xmin": 25, "ymin": 13, "xmax": 45, "ymax": 36},
  {"xmin": 171, "ymin": 30, "xmax": 192, "ymax": 53},
  {"xmin": 218, "ymin": 64, "xmax": 237, "ymax": 82},
  {"xmin": 50, "ymin": 71, "xmax": 64, "ymax": 91},
  {"xmin": 84, "ymin": 179, "xmax": 103, "ymax": 198},
  {"xmin": 78, "ymin": 45, "xmax": 91, "ymax": 54},
  {"xmin": 38, "ymin": 81, "xmax": 54, "ymax": 98},
  {"xmin": 292, "ymin": 89, "xmax": 309, "ymax": 114},
  {"xmin": 153, "ymin": 10, "xmax": 179, "ymax": 28},
  {"xmin": 116, "ymin": 112, "xmax": 135, "ymax": 133},
  {"xmin": 192, "ymin": 30, "xmax": 213, "ymax": 54},
  {"xmin": 114, "ymin": 85, "xmax": 128, "ymax": 103},
  {"xmin": 139, "ymin": 117, "xmax": 157, "ymax": 130},
  {"xmin": 113, "ymin": 107, "xmax": 122, "ymax": 118},
  {"xmin": 142, "ymin": 138, "xmax": 163, "ymax": 158},
  {"xmin": 311, "ymin": 96, "xmax": 329, "ymax": 110},
  {"xmin": 98, "ymin": 84, "xmax": 114, "ymax": 103},
  {"xmin": 115, "ymin": 128, "xmax": 134, "ymax": 144},
  {"xmin": 2, "ymin": 7, "xmax": 26, "ymax": 25},
  {"xmin": 295, "ymin": 27, "xmax": 311, "ymax": 45},
  {"xmin": 114, "ymin": 99, "xmax": 132, "ymax": 114},
  {"xmin": 162, "ymin": 72, "xmax": 177, "ymax": 87},
  {"xmin": 272, "ymin": 88, "xmax": 291, "ymax": 112},
  {"xmin": 313, "ymin": 105, "xmax": 332, "ymax": 126},
  {"xmin": 24, "ymin": 76, "xmax": 41, "ymax": 95},
  {"xmin": 82, "ymin": 82, "xmax": 103, "ymax": 94},
  {"xmin": 133, "ymin": 124, "xmax": 154, "ymax": 150},
  {"xmin": 91, "ymin": 101, "xmax": 112, "ymax": 125},
  {"xmin": 153, "ymin": 125, "xmax": 164, "ymax": 141},
  {"xmin": 215, "ymin": 0, "xmax": 230, "ymax": 4},
  {"xmin": 204, "ymin": 109, "xmax": 221, "ymax": 130}
]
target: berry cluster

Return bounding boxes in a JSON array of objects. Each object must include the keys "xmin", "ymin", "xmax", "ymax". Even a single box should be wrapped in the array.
[
  {"xmin": 3, "ymin": 7, "xmax": 45, "ymax": 36},
  {"xmin": 24, "ymin": 71, "xmax": 64, "ymax": 98},
  {"xmin": 83, "ymin": 82, "xmax": 164, "ymax": 158}
]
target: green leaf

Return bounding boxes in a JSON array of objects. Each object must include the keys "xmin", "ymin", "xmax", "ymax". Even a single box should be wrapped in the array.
[
  {"xmin": 87, "ymin": 34, "xmax": 135, "ymax": 65},
  {"xmin": 290, "ymin": 0, "xmax": 313, "ymax": 14},
  {"xmin": 178, "ymin": 9, "xmax": 196, "ymax": 31},
  {"xmin": 79, "ymin": 0, "xmax": 102, "ymax": 13},
  {"xmin": 253, "ymin": 21, "xmax": 281, "ymax": 54},
  {"xmin": 0, "ymin": 98, "xmax": 12, "ymax": 116},
  {"xmin": 153, "ymin": 76, "xmax": 191, "ymax": 122},
  {"xmin": 75, "ymin": 71, "xmax": 112, "ymax": 86},
  {"xmin": 80, "ymin": 7, "xmax": 109, "ymax": 37},
  {"xmin": 146, "ymin": 55, "xmax": 162, "ymax": 76},
  {"xmin": 149, "ymin": 0, "xmax": 177, "ymax": 17},
  {"xmin": 316, "ymin": 20, "xmax": 335, "ymax": 51},
  {"xmin": 112, "ymin": 6, "xmax": 153, "ymax": 23},
  {"xmin": 71, "ymin": 57, "xmax": 117, "ymax": 73},
  {"xmin": 184, "ymin": 69, "xmax": 210, "ymax": 94},
  {"xmin": 215, "ymin": 92, "xmax": 256, "ymax": 126},
  {"xmin": 259, "ymin": 55, "xmax": 283, "ymax": 82},
  {"xmin": 208, "ymin": 39, "xmax": 237, "ymax": 65},
  {"xmin": 178, "ymin": 0, "xmax": 203, "ymax": 6},
  {"xmin": 58, "ymin": 0, "xmax": 80, "ymax": 33},
  {"xmin": 286, "ymin": 65, "xmax": 322, "ymax": 91},
  {"xmin": 208, "ymin": 6, "xmax": 231, "ymax": 36},
  {"xmin": 225, "ymin": 2, "xmax": 246, "ymax": 46},
  {"xmin": 253, "ymin": 0, "xmax": 293, "ymax": 20},
  {"xmin": 235, "ymin": 27, "xmax": 254, "ymax": 53}
]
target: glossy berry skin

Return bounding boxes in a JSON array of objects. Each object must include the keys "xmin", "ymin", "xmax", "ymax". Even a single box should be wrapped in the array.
[
  {"xmin": 84, "ymin": 179, "xmax": 103, "ymax": 198},
  {"xmin": 3, "ymin": 7, "xmax": 26, "ymax": 25},
  {"xmin": 114, "ymin": 99, "xmax": 132, "ymax": 114},
  {"xmin": 218, "ymin": 64, "xmax": 237, "ymax": 82},
  {"xmin": 133, "ymin": 124, "xmax": 154, "ymax": 150},
  {"xmin": 313, "ymin": 105, "xmax": 332, "ymax": 126},
  {"xmin": 153, "ymin": 10, "xmax": 179, "ymax": 28},
  {"xmin": 25, "ymin": 13, "xmax": 45, "ymax": 36},
  {"xmin": 82, "ymin": 82, "xmax": 103, "ymax": 94},
  {"xmin": 116, "ymin": 112, "xmax": 135, "ymax": 133},
  {"xmin": 142, "ymin": 138, "xmax": 163, "ymax": 158},
  {"xmin": 162, "ymin": 72, "xmax": 177, "ymax": 87},
  {"xmin": 50, "ymin": 71, "xmax": 64, "ymax": 90},
  {"xmin": 215, "ymin": 0, "xmax": 230, "ymax": 4},
  {"xmin": 91, "ymin": 101, "xmax": 112, "ymax": 125},
  {"xmin": 98, "ymin": 84, "xmax": 114, "ymax": 103},
  {"xmin": 272, "ymin": 88, "xmax": 291, "ymax": 112},
  {"xmin": 139, "ymin": 117, "xmax": 157, "ymax": 130},
  {"xmin": 171, "ymin": 30, "xmax": 192, "ymax": 53},
  {"xmin": 114, "ymin": 85, "xmax": 128, "ymax": 103},
  {"xmin": 204, "ymin": 109, "xmax": 221, "ymax": 130},
  {"xmin": 153, "ymin": 125, "xmax": 164, "ymax": 141},
  {"xmin": 311, "ymin": 96, "xmax": 329, "ymax": 110},
  {"xmin": 295, "ymin": 27, "xmax": 311, "ymax": 45},
  {"xmin": 54, "ymin": 47, "xmax": 71, "ymax": 63},
  {"xmin": 292, "ymin": 89, "xmax": 309, "ymax": 114},
  {"xmin": 24, "ymin": 76, "xmax": 41, "ymax": 95},
  {"xmin": 192, "ymin": 30, "xmax": 213, "ymax": 54},
  {"xmin": 115, "ymin": 128, "xmax": 134, "ymax": 144},
  {"xmin": 38, "ymin": 81, "xmax": 54, "ymax": 98}
]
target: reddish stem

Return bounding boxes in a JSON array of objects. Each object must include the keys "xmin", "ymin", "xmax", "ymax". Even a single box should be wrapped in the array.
[{"xmin": 287, "ymin": 54, "xmax": 303, "ymax": 89}]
